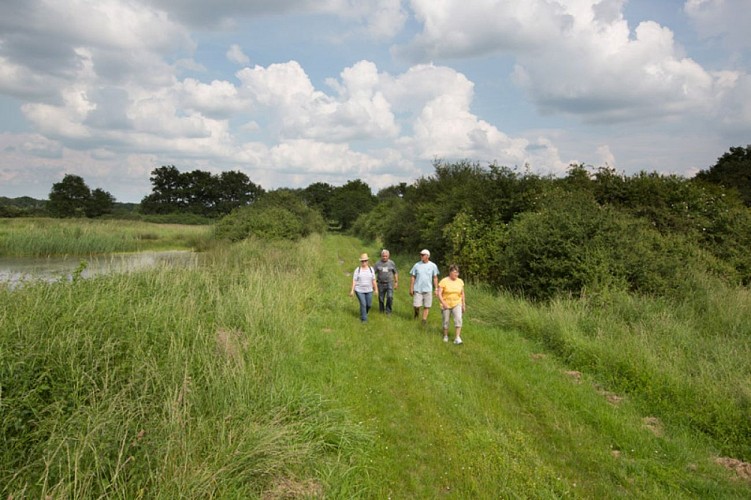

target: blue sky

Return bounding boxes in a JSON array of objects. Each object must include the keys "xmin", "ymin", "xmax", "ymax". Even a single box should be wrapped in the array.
[{"xmin": 1, "ymin": 0, "xmax": 749, "ymax": 202}]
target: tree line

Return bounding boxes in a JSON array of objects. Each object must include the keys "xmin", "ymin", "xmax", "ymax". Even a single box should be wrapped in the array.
[
  {"xmin": 351, "ymin": 145, "xmax": 751, "ymax": 300},
  {"xmin": 1, "ymin": 145, "xmax": 749, "ymax": 302},
  {"xmin": 0, "ymin": 165, "xmax": 379, "ymax": 228}
]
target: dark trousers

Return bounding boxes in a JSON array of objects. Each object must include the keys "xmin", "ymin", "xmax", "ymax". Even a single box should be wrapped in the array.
[{"xmin": 378, "ymin": 282, "xmax": 394, "ymax": 313}]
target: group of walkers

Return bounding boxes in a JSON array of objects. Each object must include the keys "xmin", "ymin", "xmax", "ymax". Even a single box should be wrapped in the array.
[{"xmin": 349, "ymin": 248, "xmax": 466, "ymax": 345}]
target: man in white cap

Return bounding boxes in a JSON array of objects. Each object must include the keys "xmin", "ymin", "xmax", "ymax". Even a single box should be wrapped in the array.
[{"xmin": 409, "ymin": 249, "xmax": 439, "ymax": 327}]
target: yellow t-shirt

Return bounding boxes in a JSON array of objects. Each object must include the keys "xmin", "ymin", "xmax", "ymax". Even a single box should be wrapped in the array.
[{"xmin": 438, "ymin": 277, "xmax": 464, "ymax": 309}]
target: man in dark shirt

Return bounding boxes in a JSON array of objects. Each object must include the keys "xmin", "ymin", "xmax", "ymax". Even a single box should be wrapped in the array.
[{"xmin": 374, "ymin": 249, "xmax": 398, "ymax": 314}]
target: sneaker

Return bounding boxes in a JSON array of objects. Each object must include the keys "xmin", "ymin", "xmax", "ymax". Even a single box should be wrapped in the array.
[
  {"xmin": 453, "ymin": 337, "xmax": 463, "ymax": 345},
  {"xmin": 421, "ymin": 319, "xmax": 427, "ymax": 327},
  {"xmin": 443, "ymin": 335, "xmax": 449, "ymax": 342}
]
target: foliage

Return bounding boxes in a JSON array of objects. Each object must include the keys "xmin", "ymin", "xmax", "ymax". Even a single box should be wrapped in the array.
[
  {"xmin": 213, "ymin": 189, "xmax": 325, "ymax": 242},
  {"xmin": 496, "ymin": 190, "xmax": 717, "ymax": 300},
  {"xmin": 695, "ymin": 145, "xmax": 751, "ymax": 206},
  {"xmin": 442, "ymin": 211, "xmax": 506, "ymax": 283},
  {"xmin": 140, "ymin": 165, "xmax": 264, "ymax": 217},
  {"xmin": 300, "ymin": 182, "xmax": 335, "ymax": 221},
  {"xmin": 0, "ymin": 196, "xmax": 48, "ymax": 217},
  {"xmin": 361, "ymin": 157, "xmax": 751, "ymax": 298},
  {"xmin": 87, "ymin": 188, "xmax": 116, "ymax": 218},
  {"xmin": 350, "ymin": 197, "xmax": 404, "ymax": 243},
  {"xmin": 378, "ymin": 161, "xmax": 547, "ymax": 264},
  {"xmin": 326, "ymin": 179, "xmax": 377, "ymax": 231},
  {"xmin": 585, "ymin": 166, "xmax": 751, "ymax": 284},
  {"xmin": 47, "ymin": 174, "xmax": 115, "ymax": 218}
]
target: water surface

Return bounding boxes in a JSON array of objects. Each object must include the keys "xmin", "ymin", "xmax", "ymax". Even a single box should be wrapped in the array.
[{"xmin": 0, "ymin": 250, "xmax": 197, "ymax": 287}]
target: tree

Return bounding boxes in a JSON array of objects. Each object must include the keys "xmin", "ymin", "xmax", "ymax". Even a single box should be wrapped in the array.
[
  {"xmin": 48, "ymin": 174, "xmax": 92, "ymax": 217},
  {"xmin": 48, "ymin": 174, "xmax": 115, "ymax": 218},
  {"xmin": 377, "ymin": 182, "xmax": 409, "ymax": 200},
  {"xmin": 694, "ymin": 145, "xmax": 751, "ymax": 206},
  {"xmin": 86, "ymin": 188, "xmax": 115, "ymax": 218},
  {"xmin": 300, "ymin": 182, "xmax": 334, "ymax": 220},
  {"xmin": 140, "ymin": 166, "xmax": 264, "ymax": 217},
  {"xmin": 140, "ymin": 166, "xmax": 186, "ymax": 214},
  {"xmin": 327, "ymin": 179, "xmax": 377, "ymax": 231},
  {"xmin": 217, "ymin": 171, "xmax": 263, "ymax": 215}
]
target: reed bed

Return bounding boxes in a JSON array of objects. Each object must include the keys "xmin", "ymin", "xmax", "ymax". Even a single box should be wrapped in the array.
[{"xmin": 0, "ymin": 218, "xmax": 212, "ymax": 257}]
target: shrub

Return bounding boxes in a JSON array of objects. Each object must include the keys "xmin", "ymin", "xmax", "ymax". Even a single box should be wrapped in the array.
[
  {"xmin": 443, "ymin": 211, "xmax": 506, "ymax": 283},
  {"xmin": 214, "ymin": 206, "xmax": 302, "ymax": 241},
  {"xmin": 497, "ymin": 191, "xmax": 718, "ymax": 300},
  {"xmin": 213, "ymin": 189, "xmax": 327, "ymax": 242}
]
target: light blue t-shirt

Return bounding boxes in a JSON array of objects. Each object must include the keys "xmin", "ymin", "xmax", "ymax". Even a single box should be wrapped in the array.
[{"xmin": 410, "ymin": 261, "xmax": 439, "ymax": 293}]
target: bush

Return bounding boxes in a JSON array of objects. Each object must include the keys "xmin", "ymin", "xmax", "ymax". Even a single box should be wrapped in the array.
[
  {"xmin": 497, "ymin": 191, "xmax": 720, "ymax": 300},
  {"xmin": 351, "ymin": 198, "xmax": 403, "ymax": 243},
  {"xmin": 213, "ymin": 189, "xmax": 327, "ymax": 242},
  {"xmin": 443, "ymin": 211, "xmax": 506, "ymax": 283},
  {"xmin": 214, "ymin": 206, "xmax": 301, "ymax": 241}
]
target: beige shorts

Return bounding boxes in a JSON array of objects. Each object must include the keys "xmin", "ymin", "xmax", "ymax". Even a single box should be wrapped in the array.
[
  {"xmin": 442, "ymin": 304, "xmax": 463, "ymax": 328},
  {"xmin": 413, "ymin": 291, "xmax": 433, "ymax": 308}
]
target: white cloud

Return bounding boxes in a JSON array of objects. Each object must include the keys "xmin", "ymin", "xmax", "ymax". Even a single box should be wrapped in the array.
[
  {"xmin": 399, "ymin": 0, "xmax": 569, "ymax": 59},
  {"xmin": 400, "ymin": 0, "xmax": 748, "ymax": 127},
  {"xmin": 238, "ymin": 60, "xmax": 399, "ymax": 142},
  {"xmin": 21, "ymin": 135, "xmax": 63, "ymax": 159},
  {"xmin": 325, "ymin": 0, "xmax": 408, "ymax": 38},
  {"xmin": 179, "ymin": 78, "xmax": 246, "ymax": 118},
  {"xmin": 685, "ymin": 0, "xmax": 751, "ymax": 51},
  {"xmin": 226, "ymin": 44, "xmax": 250, "ymax": 65}
]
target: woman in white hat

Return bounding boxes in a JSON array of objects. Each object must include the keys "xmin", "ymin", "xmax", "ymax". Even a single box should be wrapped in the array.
[{"xmin": 350, "ymin": 253, "xmax": 378, "ymax": 323}]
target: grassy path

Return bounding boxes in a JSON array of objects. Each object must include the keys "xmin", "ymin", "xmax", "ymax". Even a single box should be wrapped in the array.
[
  {"xmin": 289, "ymin": 235, "xmax": 747, "ymax": 498},
  {"xmin": 3, "ymin": 231, "xmax": 747, "ymax": 497}
]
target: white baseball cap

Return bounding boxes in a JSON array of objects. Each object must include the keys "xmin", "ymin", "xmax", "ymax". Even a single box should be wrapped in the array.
[{"xmin": 420, "ymin": 249, "xmax": 430, "ymax": 256}]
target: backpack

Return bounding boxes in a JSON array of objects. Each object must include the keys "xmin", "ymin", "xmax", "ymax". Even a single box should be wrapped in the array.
[{"xmin": 355, "ymin": 266, "xmax": 374, "ymax": 279}]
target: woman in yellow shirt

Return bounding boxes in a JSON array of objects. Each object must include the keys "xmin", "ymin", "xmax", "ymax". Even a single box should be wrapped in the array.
[{"xmin": 437, "ymin": 264, "xmax": 466, "ymax": 345}]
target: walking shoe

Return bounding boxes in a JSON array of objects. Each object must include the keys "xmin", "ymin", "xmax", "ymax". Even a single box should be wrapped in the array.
[
  {"xmin": 421, "ymin": 319, "xmax": 427, "ymax": 328},
  {"xmin": 443, "ymin": 335, "xmax": 449, "ymax": 342},
  {"xmin": 453, "ymin": 337, "xmax": 463, "ymax": 345}
]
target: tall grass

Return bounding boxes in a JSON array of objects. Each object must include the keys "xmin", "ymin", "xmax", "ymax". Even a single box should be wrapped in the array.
[
  {"xmin": 1, "ymin": 235, "xmax": 369, "ymax": 497},
  {"xmin": 471, "ymin": 275, "xmax": 751, "ymax": 460},
  {"xmin": 3, "ymin": 232, "xmax": 750, "ymax": 497},
  {"xmin": 0, "ymin": 218, "xmax": 212, "ymax": 257}
]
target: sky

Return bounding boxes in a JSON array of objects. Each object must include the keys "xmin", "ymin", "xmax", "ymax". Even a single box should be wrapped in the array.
[{"xmin": 1, "ymin": 0, "xmax": 749, "ymax": 203}]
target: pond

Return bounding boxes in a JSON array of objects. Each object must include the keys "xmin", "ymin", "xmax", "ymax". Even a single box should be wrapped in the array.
[{"xmin": 0, "ymin": 250, "xmax": 198, "ymax": 288}]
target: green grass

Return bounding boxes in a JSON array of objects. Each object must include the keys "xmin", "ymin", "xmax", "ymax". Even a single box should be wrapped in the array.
[
  {"xmin": 291, "ymin": 236, "xmax": 751, "ymax": 497},
  {"xmin": 0, "ymin": 217, "xmax": 212, "ymax": 257},
  {"xmin": 1, "ymin": 232, "xmax": 750, "ymax": 497}
]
